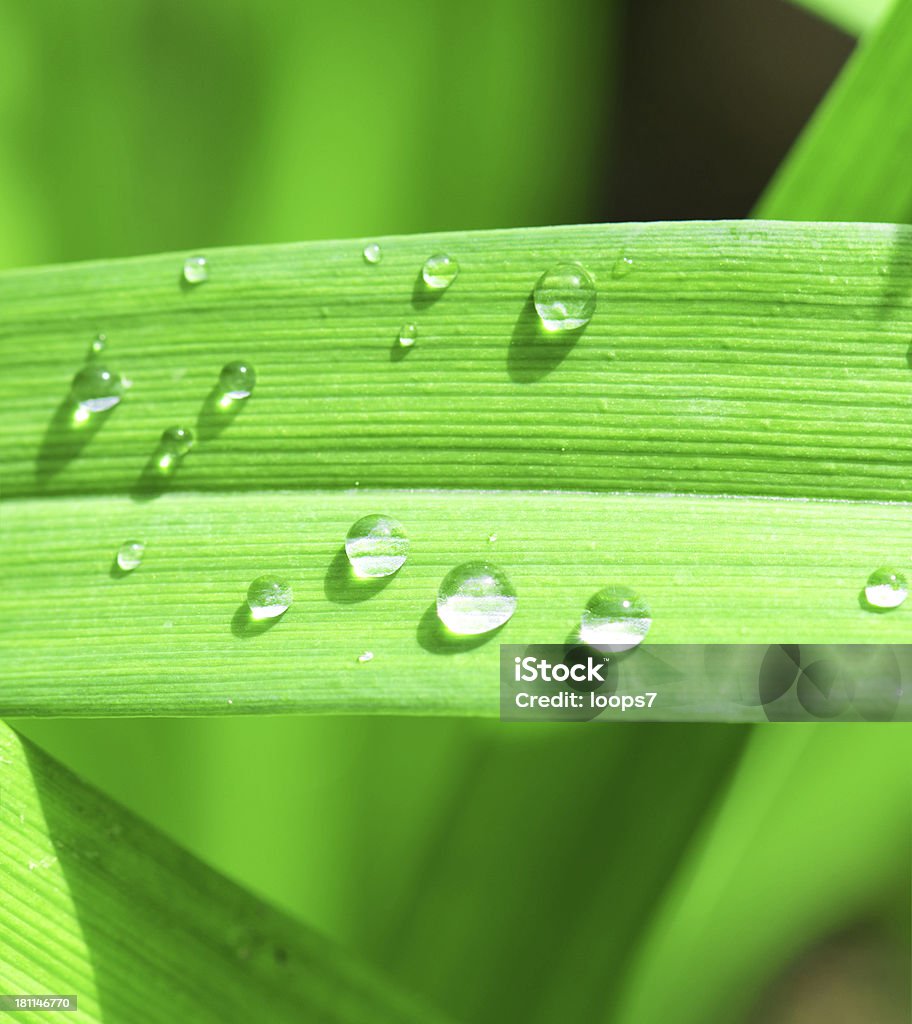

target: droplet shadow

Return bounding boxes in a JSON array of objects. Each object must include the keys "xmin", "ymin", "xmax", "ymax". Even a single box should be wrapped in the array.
[
  {"xmin": 178, "ymin": 270, "xmax": 202, "ymax": 294},
  {"xmin": 35, "ymin": 397, "xmax": 115, "ymax": 483},
  {"xmin": 323, "ymin": 548, "xmax": 397, "ymax": 604},
  {"xmin": 197, "ymin": 385, "xmax": 244, "ymax": 441},
  {"xmin": 130, "ymin": 451, "xmax": 174, "ymax": 503},
  {"xmin": 109, "ymin": 555, "xmax": 132, "ymax": 580},
  {"xmin": 507, "ymin": 294, "xmax": 585, "ymax": 383},
  {"xmin": 416, "ymin": 602, "xmax": 499, "ymax": 655},
  {"xmin": 389, "ymin": 336, "xmax": 412, "ymax": 363},
  {"xmin": 230, "ymin": 602, "xmax": 285, "ymax": 638},
  {"xmin": 410, "ymin": 269, "xmax": 447, "ymax": 312}
]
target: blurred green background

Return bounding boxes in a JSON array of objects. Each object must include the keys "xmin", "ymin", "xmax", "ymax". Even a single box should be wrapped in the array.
[{"xmin": 3, "ymin": 0, "xmax": 908, "ymax": 1021}]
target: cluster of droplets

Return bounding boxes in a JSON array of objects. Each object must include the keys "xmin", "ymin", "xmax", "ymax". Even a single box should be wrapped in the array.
[
  {"xmin": 102, "ymin": 245, "xmax": 903, "ymax": 666},
  {"xmin": 228, "ymin": 506, "xmax": 656, "ymax": 656},
  {"xmin": 361, "ymin": 246, "xmax": 462, "ymax": 353}
]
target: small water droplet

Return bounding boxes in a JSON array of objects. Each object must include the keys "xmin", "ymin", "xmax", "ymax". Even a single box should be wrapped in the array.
[
  {"xmin": 533, "ymin": 262, "xmax": 596, "ymax": 331},
  {"xmin": 227, "ymin": 698, "xmax": 234, "ymax": 705},
  {"xmin": 363, "ymin": 243, "xmax": 382, "ymax": 264},
  {"xmin": 399, "ymin": 323, "xmax": 417, "ymax": 348},
  {"xmin": 612, "ymin": 255, "xmax": 634, "ymax": 278},
  {"xmin": 156, "ymin": 425, "xmax": 195, "ymax": 471},
  {"xmin": 579, "ymin": 585, "xmax": 651, "ymax": 652},
  {"xmin": 864, "ymin": 567, "xmax": 908, "ymax": 610},
  {"xmin": 345, "ymin": 514, "xmax": 409, "ymax": 578},
  {"xmin": 357, "ymin": 651, "xmax": 374, "ymax": 663},
  {"xmin": 422, "ymin": 254, "xmax": 459, "ymax": 290},
  {"xmin": 116, "ymin": 540, "xmax": 145, "ymax": 572},
  {"xmin": 246, "ymin": 575, "xmax": 293, "ymax": 620},
  {"xmin": 70, "ymin": 364, "xmax": 124, "ymax": 413},
  {"xmin": 90, "ymin": 333, "xmax": 107, "ymax": 356},
  {"xmin": 183, "ymin": 255, "xmax": 208, "ymax": 284},
  {"xmin": 436, "ymin": 561, "xmax": 517, "ymax": 635},
  {"xmin": 218, "ymin": 361, "xmax": 256, "ymax": 400},
  {"xmin": 487, "ymin": 533, "xmax": 497, "ymax": 544}
]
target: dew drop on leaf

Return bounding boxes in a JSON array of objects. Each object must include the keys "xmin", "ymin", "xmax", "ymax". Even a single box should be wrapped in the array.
[
  {"xmin": 579, "ymin": 585, "xmax": 651, "ymax": 652},
  {"xmin": 218, "ymin": 361, "xmax": 256, "ymax": 400},
  {"xmin": 362, "ymin": 243, "xmax": 382, "ymax": 264},
  {"xmin": 156, "ymin": 425, "xmax": 195, "ymax": 471},
  {"xmin": 345, "ymin": 514, "xmax": 409, "ymax": 578},
  {"xmin": 864, "ymin": 567, "xmax": 908, "ymax": 610},
  {"xmin": 399, "ymin": 323, "xmax": 417, "ymax": 348},
  {"xmin": 116, "ymin": 540, "xmax": 145, "ymax": 572},
  {"xmin": 436, "ymin": 561, "xmax": 517, "ymax": 635},
  {"xmin": 246, "ymin": 575, "xmax": 293, "ymax": 620},
  {"xmin": 70, "ymin": 364, "xmax": 124, "ymax": 413},
  {"xmin": 422, "ymin": 253, "xmax": 459, "ymax": 290},
  {"xmin": 612, "ymin": 254, "xmax": 634, "ymax": 278},
  {"xmin": 183, "ymin": 255, "xmax": 208, "ymax": 284},
  {"xmin": 533, "ymin": 262, "xmax": 596, "ymax": 332}
]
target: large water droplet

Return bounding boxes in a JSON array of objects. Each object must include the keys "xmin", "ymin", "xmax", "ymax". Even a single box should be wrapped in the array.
[
  {"xmin": 533, "ymin": 262, "xmax": 596, "ymax": 332},
  {"xmin": 422, "ymin": 254, "xmax": 458, "ymax": 290},
  {"xmin": 183, "ymin": 255, "xmax": 208, "ymax": 284},
  {"xmin": 362, "ymin": 243, "xmax": 382, "ymax": 265},
  {"xmin": 116, "ymin": 540, "xmax": 145, "ymax": 572},
  {"xmin": 579, "ymin": 585, "xmax": 651, "ymax": 652},
  {"xmin": 219, "ymin": 361, "xmax": 256, "ymax": 400},
  {"xmin": 246, "ymin": 575, "xmax": 293, "ymax": 620},
  {"xmin": 157, "ymin": 425, "xmax": 195, "ymax": 471},
  {"xmin": 864, "ymin": 567, "xmax": 908, "ymax": 610},
  {"xmin": 436, "ymin": 561, "xmax": 517, "ymax": 635},
  {"xmin": 399, "ymin": 323, "xmax": 417, "ymax": 348},
  {"xmin": 70, "ymin": 364, "xmax": 124, "ymax": 413},
  {"xmin": 345, "ymin": 514, "xmax": 409, "ymax": 578}
]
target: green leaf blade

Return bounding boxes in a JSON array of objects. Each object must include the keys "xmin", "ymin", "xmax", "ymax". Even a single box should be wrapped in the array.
[
  {"xmin": 2, "ymin": 221, "xmax": 912, "ymax": 718},
  {"xmin": 0, "ymin": 721, "xmax": 447, "ymax": 1023}
]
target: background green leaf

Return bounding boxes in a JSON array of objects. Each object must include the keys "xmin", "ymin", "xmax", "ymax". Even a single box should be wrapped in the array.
[
  {"xmin": 761, "ymin": 0, "xmax": 912, "ymax": 221},
  {"xmin": 0, "ymin": 721, "xmax": 446, "ymax": 1023},
  {"xmin": 791, "ymin": 0, "xmax": 893, "ymax": 34}
]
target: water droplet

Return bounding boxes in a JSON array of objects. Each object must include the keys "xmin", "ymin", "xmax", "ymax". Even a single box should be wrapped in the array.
[
  {"xmin": 246, "ymin": 575, "xmax": 293, "ymax": 620},
  {"xmin": 156, "ymin": 425, "xmax": 195, "ymax": 471},
  {"xmin": 864, "ymin": 567, "xmax": 908, "ymax": 610},
  {"xmin": 218, "ymin": 361, "xmax": 256, "ymax": 400},
  {"xmin": 422, "ymin": 254, "xmax": 459, "ymax": 290},
  {"xmin": 436, "ymin": 561, "xmax": 517, "ymax": 635},
  {"xmin": 533, "ymin": 262, "xmax": 596, "ymax": 332},
  {"xmin": 579, "ymin": 585, "xmax": 651, "ymax": 652},
  {"xmin": 399, "ymin": 323, "xmax": 417, "ymax": 348},
  {"xmin": 363, "ymin": 243, "xmax": 382, "ymax": 265},
  {"xmin": 90, "ymin": 334, "xmax": 107, "ymax": 356},
  {"xmin": 116, "ymin": 540, "xmax": 145, "ymax": 572},
  {"xmin": 487, "ymin": 533, "xmax": 497, "ymax": 544},
  {"xmin": 345, "ymin": 514, "xmax": 409, "ymax": 578},
  {"xmin": 357, "ymin": 651, "xmax": 374, "ymax": 663},
  {"xmin": 70, "ymin": 364, "xmax": 124, "ymax": 413},
  {"xmin": 612, "ymin": 255, "xmax": 634, "ymax": 278},
  {"xmin": 183, "ymin": 255, "xmax": 208, "ymax": 284}
]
